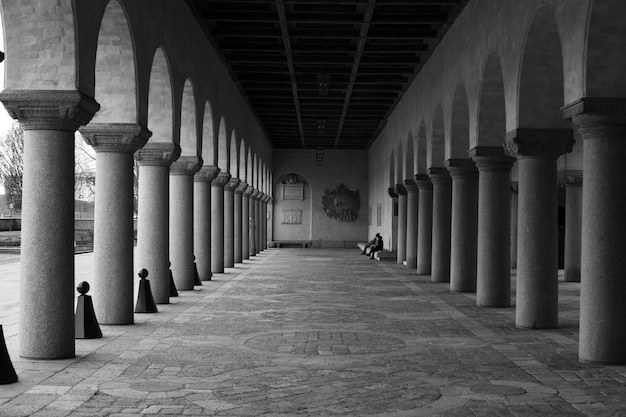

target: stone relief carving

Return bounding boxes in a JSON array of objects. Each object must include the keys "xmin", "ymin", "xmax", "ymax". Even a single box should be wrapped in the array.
[
  {"xmin": 282, "ymin": 209, "xmax": 302, "ymax": 224},
  {"xmin": 322, "ymin": 183, "xmax": 360, "ymax": 222}
]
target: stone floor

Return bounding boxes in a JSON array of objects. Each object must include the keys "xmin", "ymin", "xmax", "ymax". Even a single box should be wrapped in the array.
[{"xmin": 1, "ymin": 248, "xmax": 625, "ymax": 416}]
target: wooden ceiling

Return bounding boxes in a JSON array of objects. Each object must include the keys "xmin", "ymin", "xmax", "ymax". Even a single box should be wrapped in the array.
[{"xmin": 184, "ymin": 0, "xmax": 469, "ymax": 149}]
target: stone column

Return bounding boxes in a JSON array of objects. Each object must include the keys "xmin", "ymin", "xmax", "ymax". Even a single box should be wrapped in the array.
[
  {"xmin": 510, "ymin": 182, "xmax": 519, "ymax": 269},
  {"xmin": 250, "ymin": 190, "xmax": 260, "ymax": 256},
  {"xmin": 211, "ymin": 172, "xmax": 231, "ymax": 273},
  {"xmin": 170, "ymin": 156, "xmax": 202, "ymax": 290},
  {"xmin": 224, "ymin": 177, "xmax": 240, "ymax": 268},
  {"xmin": 566, "ymin": 98, "xmax": 626, "ymax": 363},
  {"xmin": 0, "ymin": 90, "xmax": 99, "ymax": 359},
  {"xmin": 234, "ymin": 182, "xmax": 247, "ymax": 263},
  {"xmin": 194, "ymin": 166, "xmax": 220, "ymax": 281},
  {"xmin": 242, "ymin": 186, "xmax": 253, "ymax": 259},
  {"xmin": 396, "ymin": 184, "xmax": 407, "ymax": 264},
  {"xmin": 79, "ymin": 123, "xmax": 149, "ymax": 325},
  {"xmin": 404, "ymin": 180, "xmax": 418, "ymax": 269},
  {"xmin": 416, "ymin": 175, "xmax": 433, "ymax": 275},
  {"xmin": 470, "ymin": 147, "xmax": 516, "ymax": 307},
  {"xmin": 136, "ymin": 143, "xmax": 181, "ymax": 304},
  {"xmin": 446, "ymin": 159, "xmax": 479, "ymax": 293},
  {"xmin": 263, "ymin": 195, "xmax": 271, "ymax": 250},
  {"xmin": 505, "ymin": 128, "xmax": 574, "ymax": 329},
  {"xmin": 562, "ymin": 171, "xmax": 582, "ymax": 283},
  {"xmin": 429, "ymin": 168, "xmax": 452, "ymax": 283},
  {"xmin": 256, "ymin": 192, "xmax": 264, "ymax": 253}
]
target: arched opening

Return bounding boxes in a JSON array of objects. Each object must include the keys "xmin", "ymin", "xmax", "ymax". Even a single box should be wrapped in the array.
[
  {"xmin": 416, "ymin": 122, "xmax": 427, "ymax": 173},
  {"xmin": 92, "ymin": 0, "xmax": 136, "ymax": 124},
  {"xmin": 388, "ymin": 151, "xmax": 395, "ymax": 189},
  {"xmin": 216, "ymin": 117, "xmax": 228, "ymax": 171},
  {"xmin": 449, "ymin": 82, "xmax": 470, "ymax": 159},
  {"xmin": 246, "ymin": 147, "xmax": 253, "ymax": 185},
  {"xmin": 404, "ymin": 134, "xmax": 415, "ymax": 180},
  {"xmin": 201, "ymin": 100, "xmax": 215, "ymax": 166},
  {"xmin": 229, "ymin": 131, "xmax": 238, "ymax": 177},
  {"xmin": 239, "ymin": 139, "xmax": 247, "ymax": 183},
  {"xmin": 147, "ymin": 48, "xmax": 173, "ymax": 142},
  {"xmin": 477, "ymin": 53, "xmax": 506, "ymax": 145},
  {"xmin": 394, "ymin": 142, "xmax": 403, "ymax": 186},
  {"xmin": 179, "ymin": 79, "xmax": 197, "ymax": 156}
]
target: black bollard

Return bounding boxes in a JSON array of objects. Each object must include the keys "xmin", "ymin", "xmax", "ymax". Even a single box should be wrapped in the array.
[
  {"xmin": 169, "ymin": 261, "xmax": 178, "ymax": 297},
  {"xmin": 75, "ymin": 281, "xmax": 102, "ymax": 339},
  {"xmin": 135, "ymin": 268, "xmax": 158, "ymax": 313},
  {"xmin": 193, "ymin": 255, "xmax": 202, "ymax": 286},
  {"xmin": 0, "ymin": 325, "xmax": 18, "ymax": 384}
]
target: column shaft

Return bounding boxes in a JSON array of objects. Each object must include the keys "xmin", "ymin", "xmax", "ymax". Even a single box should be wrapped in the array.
[
  {"xmin": 194, "ymin": 166, "xmax": 218, "ymax": 281},
  {"xmin": 211, "ymin": 172, "xmax": 230, "ymax": 273},
  {"xmin": 471, "ymin": 147, "xmax": 515, "ymax": 307},
  {"xmin": 510, "ymin": 183, "xmax": 519, "ymax": 269},
  {"xmin": 505, "ymin": 128, "xmax": 574, "ymax": 329},
  {"xmin": 136, "ymin": 143, "xmax": 180, "ymax": 304},
  {"xmin": 224, "ymin": 178, "xmax": 240, "ymax": 268},
  {"xmin": 567, "ymin": 99, "xmax": 626, "ymax": 363},
  {"xmin": 404, "ymin": 180, "xmax": 418, "ymax": 269},
  {"xmin": 563, "ymin": 173, "xmax": 582, "ymax": 282},
  {"xmin": 396, "ymin": 185, "xmax": 407, "ymax": 264},
  {"xmin": 80, "ymin": 124, "xmax": 149, "ymax": 324},
  {"xmin": 447, "ymin": 160, "xmax": 478, "ymax": 293},
  {"xmin": 429, "ymin": 168, "xmax": 452, "ymax": 283},
  {"xmin": 0, "ymin": 91, "xmax": 99, "ymax": 359},
  {"xmin": 234, "ymin": 182, "xmax": 247, "ymax": 263},
  {"xmin": 416, "ymin": 176, "xmax": 433, "ymax": 275},
  {"xmin": 242, "ymin": 187, "xmax": 253, "ymax": 259}
]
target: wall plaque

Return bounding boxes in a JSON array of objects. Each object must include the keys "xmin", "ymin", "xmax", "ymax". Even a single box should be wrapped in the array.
[{"xmin": 282, "ymin": 209, "xmax": 302, "ymax": 224}]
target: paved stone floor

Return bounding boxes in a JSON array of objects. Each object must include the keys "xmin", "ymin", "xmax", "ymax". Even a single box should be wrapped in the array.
[{"xmin": 1, "ymin": 248, "xmax": 626, "ymax": 416}]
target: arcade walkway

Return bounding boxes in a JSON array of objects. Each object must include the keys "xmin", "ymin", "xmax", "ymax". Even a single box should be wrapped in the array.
[{"xmin": 1, "ymin": 249, "xmax": 625, "ymax": 416}]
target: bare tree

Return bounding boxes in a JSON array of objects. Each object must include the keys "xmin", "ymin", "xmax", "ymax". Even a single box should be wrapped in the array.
[
  {"xmin": 74, "ymin": 132, "xmax": 96, "ymax": 201},
  {"xmin": 0, "ymin": 122, "xmax": 24, "ymax": 210}
]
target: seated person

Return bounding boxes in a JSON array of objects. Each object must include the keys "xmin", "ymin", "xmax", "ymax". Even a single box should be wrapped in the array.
[{"xmin": 361, "ymin": 233, "xmax": 383, "ymax": 258}]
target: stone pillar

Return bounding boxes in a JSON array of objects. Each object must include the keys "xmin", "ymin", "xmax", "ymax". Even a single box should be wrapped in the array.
[
  {"xmin": 404, "ymin": 180, "xmax": 418, "ymax": 269},
  {"xmin": 211, "ymin": 172, "xmax": 231, "ymax": 273},
  {"xmin": 0, "ymin": 90, "xmax": 99, "ymax": 359},
  {"xmin": 510, "ymin": 182, "xmax": 519, "ymax": 269},
  {"xmin": 416, "ymin": 175, "xmax": 433, "ymax": 275},
  {"xmin": 256, "ymin": 192, "xmax": 264, "ymax": 253},
  {"xmin": 505, "ymin": 128, "xmax": 574, "ymax": 329},
  {"xmin": 470, "ymin": 147, "xmax": 516, "ymax": 307},
  {"xmin": 396, "ymin": 184, "xmax": 407, "ymax": 264},
  {"xmin": 234, "ymin": 182, "xmax": 247, "ymax": 263},
  {"xmin": 194, "ymin": 166, "xmax": 220, "ymax": 281},
  {"xmin": 79, "ymin": 123, "xmax": 149, "ymax": 325},
  {"xmin": 265, "ymin": 195, "xmax": 273, "ymax": 248},
  {"xmin": 136, "ymin": 143, "xmax": 181, "ymax": 304},
  {"xmin": 250, "ymin": 190, "xmax": 260, "ymax": 256},
  {"xmin": 224, "ymin": 177, "xmax": 240, "ymax": 268},
  {"xmin": 170, "ymin": 156, "xmax": 202, "ymax": 290},
  {"xmin": 429, "ymin": 168, "xmax": 452, "ymax": 283},
  {"xmin": 261, "ymin": 195, "xmax": 269, "ymax": 250},
  {"xmin": 446, "ymin": 159, "xmax": 478, "ymax": 293},
  {"xmin": 242, "ymin": 186, "xmax": 253, "ymax": 259},
  {"xmin": 566, "ymin": 98, "xmax": 626, "ymax": 363},
  {"xmin": 562, "ymin": 171, "xmax": 582, "ymax": 283}
]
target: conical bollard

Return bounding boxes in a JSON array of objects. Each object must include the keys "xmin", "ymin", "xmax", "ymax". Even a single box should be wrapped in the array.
[
  {"xmin": 193, "ymin": 255, "xmax": 202, "ymax": 286},
  {"xmin": 169, "ymin": 261, "xmax": 178, "ymax": 297},
  {"xmin": 135, "ymin": 268, "xmax": 158, "ymax": 313},
  {"xmin": 0, "ymin": 325, "xmax": 17, "ymax": 384},
  {"xmin": 75, "ymin": 281, "xmax": 102, "ymax": 339}
]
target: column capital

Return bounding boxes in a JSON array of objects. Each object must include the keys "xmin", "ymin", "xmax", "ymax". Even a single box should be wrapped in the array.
[
  {"xmin": 415, "ymin": 174, "xmax": 432, "ymax": 190},
  {"xmin": 79, "ymin": 123, "xmax": 151, "ymax": 153},
  {"xmin": 212, "ymin": 172, "xmax": 232, "ymax": 188},
  {"xmin": 224, "ymin": 177, "xmax": 241, "ymax": 192},
  {"xmin": 0, "ymin": 89, "xmax": 100, "ymax": 131},
  {"xmin": 403, "ymin": 179, "xmax": 418, "ymax": 193},
  {"xmin": 504, "ymin": 128, "xmax": 574, "ymax": 159},
  {"xmin": 564, "ymin": 98, "xmax": 626, "ymax": 141},
  {"xmin": 243, "ymin": 185, "xmax": 255, "ymax": 197},
  {"xmin": 396, "ymin": 183, "xmax": 407, "ymax": 195},
  {"xmin": 264, "ymin": 195, "xmax": 273, "ymax": 204},
  {"xmin": 428, "ymin": 167, "xmax": 451, "ymax": 184},
  {"xmin": 387, "ymin": 187, "xmax": 399, "ymax": 198},
  {"xmin": 235, "ymin": 181, "xmax": 248, "ymax": 194},
  {"xmin": 559, "ymin": 170, "xmax": 583, "ymax": 187},
  {"xmin": 469, "ymin": 146, "xmax": 515, "ymax": 172},
  {"xmin": 170, "ymin": 156, "xmax": 203, "ymax": 175},
  {"xmin": 135, "ymin": 142, "xmax": 180, "ymax": 167},
  {"xmin": 194, "ymin": 165, "xmax": 220, "ymax": 182},
  {"xmin": 251, "ymin": 189, "xmax": 261, "ymax": 199},
  {"xmin": 445, "ymin": 158, "xmax": 478, "ymax": 179}
]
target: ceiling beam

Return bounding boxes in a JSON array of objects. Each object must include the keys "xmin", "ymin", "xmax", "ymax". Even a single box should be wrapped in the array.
[{"xmin": 334, "ymin": 0, "xmax": 376, "ymax": 149}]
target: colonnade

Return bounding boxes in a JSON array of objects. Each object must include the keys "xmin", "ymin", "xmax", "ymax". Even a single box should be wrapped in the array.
[
  {"xmin": 0, "ymin": 90, "xmax": 271, "ymax": 359},
  {"xmin": 390, "ymin": 107, "xmax": 626, "ymax": 364}
]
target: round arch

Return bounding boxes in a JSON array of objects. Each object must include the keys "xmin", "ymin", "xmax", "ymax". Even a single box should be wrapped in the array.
[
  {"xmin": 430, "ymin": 105, "xmax": 445, "ymax": 167},
  {"xmin": 201, "ymin": 100, "xmax": 215, "ymax": 165},
  {"xmin": 179, "ymin": 78, "xmax": 197, "ymax": 155},
  {"xmin": 448, "ymin": 82, "xmax": 470, "ymax": 159},
  {"xmin": 147, "ymin": 47, "xmax": 173, "ymax": 142},
  {"xmin": 477, "ymin": 53, "xmax": 506, "ymax": 145},
  {"xmin": 216, "ymin": 116, "xmax": 228, "ymax": 170},
  {"xmin": 229, "ymin": 130, "xmax": 238, "ymax": 176},
  {"xmin": 416, "ymin": 122, "xmax": 427, "ymax": 173}
]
